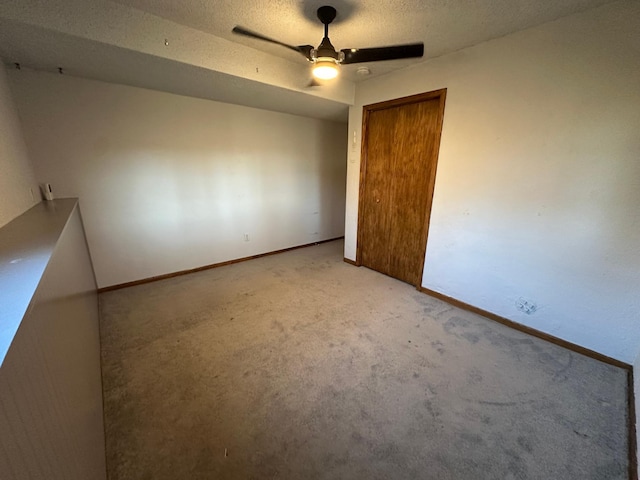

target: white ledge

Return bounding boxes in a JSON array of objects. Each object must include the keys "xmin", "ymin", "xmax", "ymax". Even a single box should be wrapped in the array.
[{"xmin": 0, "ymin": 198, "xmax": 78, "ymax": 366}]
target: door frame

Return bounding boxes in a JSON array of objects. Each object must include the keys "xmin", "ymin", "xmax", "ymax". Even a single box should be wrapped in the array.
[{"xmin": 355, "ymin": 89, "xmax": 447, "ymax": 288}]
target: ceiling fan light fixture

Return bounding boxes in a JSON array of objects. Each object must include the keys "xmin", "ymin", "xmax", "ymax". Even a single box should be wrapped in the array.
[
  {"xmin": 312, "ymin": 58, "xmax": 339, "ymax": 80},
  {"xmin": 232, "ymin": 5, "xmax": 425, "ymax": 87}
]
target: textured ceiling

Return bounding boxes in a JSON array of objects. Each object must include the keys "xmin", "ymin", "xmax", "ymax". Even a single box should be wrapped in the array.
[
  {"xmin": 113, "ymin": 0, "xmax": 618, "ymax": 80},
  {"xmin": 0, "ymin": 18, "xmax": 351, "ymax": 121},
  {"xmin": 0, "ymin": 0, "xmax": 619, "ymax": 122}
]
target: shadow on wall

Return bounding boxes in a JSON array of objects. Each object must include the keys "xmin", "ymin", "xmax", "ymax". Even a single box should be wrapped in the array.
[
  {"xmin": 313, "ymin": 120, "xmax": 348, "ymax": 242},
  {"xmin": 8, "ymin": 69, "xmax": 349, "ymax": 287}
]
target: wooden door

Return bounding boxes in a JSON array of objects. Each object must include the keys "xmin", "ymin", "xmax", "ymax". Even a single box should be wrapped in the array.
[{"xmin": 357, "ymin": 90, "xmax": 446, "ymax": 286}]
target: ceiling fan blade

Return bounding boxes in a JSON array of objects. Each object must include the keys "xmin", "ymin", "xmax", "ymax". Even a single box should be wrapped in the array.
[
  {"xmin": 340, "ymin": 43, "xmax": 424, "ymax": 64},
  {"xmin": 232, "ymin": 26, "xmax": 313, "ymax": 60}
]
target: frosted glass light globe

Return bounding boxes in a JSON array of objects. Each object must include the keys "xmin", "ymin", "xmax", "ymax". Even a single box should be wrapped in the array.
[{"xmin": 312, "ymin": 59, "xmax": 339, "ymax": 80}]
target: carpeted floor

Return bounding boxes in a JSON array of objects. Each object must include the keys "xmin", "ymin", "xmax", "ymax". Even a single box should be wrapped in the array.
[{"xmin": 99, "ymin": 240, "xmax": 629, "ymax": 480}]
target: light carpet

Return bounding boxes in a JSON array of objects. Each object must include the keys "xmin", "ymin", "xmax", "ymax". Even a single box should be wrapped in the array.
[{"xmin": 99, "ymin": 239, "xmax": 629, "ymax": 479}]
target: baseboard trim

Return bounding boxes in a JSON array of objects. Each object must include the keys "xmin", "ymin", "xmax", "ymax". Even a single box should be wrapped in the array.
[
  {"xmin": 98, "ymin": 237, "xmax": 345, "ymax": 293},
  {"xmin": 98, "ymin": 245, "xmax": 636, "ymax": 477},
  {"xmin": 418, "ymin": 286, "xmax": 637, "ymax": 479},
  {"xmin": 629, "ymin": 369, "xmax": 638, "ymax": 480},
  {"xmin": 419, "ymin": 287, "xmax": 630, "ymax": 369}
]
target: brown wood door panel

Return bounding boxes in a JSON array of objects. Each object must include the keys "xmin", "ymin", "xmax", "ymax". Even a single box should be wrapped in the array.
[
  {"xmin": 357, "ymin": 90, "xmax": 446, "ymax": 286},
  {"xmin": 387, "ymin": 98, "xmax": 441, "ymax": 285},
  {"xmin": 359, "ymin": 106, "xmax": 400, "ymax": 276}
]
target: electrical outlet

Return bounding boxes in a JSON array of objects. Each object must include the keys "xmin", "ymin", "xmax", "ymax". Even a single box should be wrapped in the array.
[
  {"xmin": 515, "ymin": 297, "xmax": 537, "ymax": 315},
  {"xmin": 244, "ymin": 234, "xmax": 249, "ymax": 242}
]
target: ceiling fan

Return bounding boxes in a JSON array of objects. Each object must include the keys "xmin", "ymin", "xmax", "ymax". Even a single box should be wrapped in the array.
[{"xmin": 232, "ymin": 5, "xmax": 424, "ymax": 81}]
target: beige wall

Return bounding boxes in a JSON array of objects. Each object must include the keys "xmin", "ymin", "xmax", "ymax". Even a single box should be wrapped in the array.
[
  {"xmin": 9, "ymin": 70, "xmax": 348, "ymax": 288},
  {"xmin": 345, "ymin": 1, "xmax": 640, "ymax": 363},
  {"xmin": 0, "ymin": 62, "xmax": 37, "ymax": 227}
]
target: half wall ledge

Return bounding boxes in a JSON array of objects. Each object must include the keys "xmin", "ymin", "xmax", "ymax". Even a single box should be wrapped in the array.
[{"xmin": 0, "ymin": 198, "xmax": 87, "ymax": 365}]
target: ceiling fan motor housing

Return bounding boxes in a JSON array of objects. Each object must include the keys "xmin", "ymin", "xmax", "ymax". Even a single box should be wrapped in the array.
[
  {"xmin": 312, "ymin": 37, "xmax": 343, "ymax": 62},
  {"xmin": 312, "ymin": 6, "xmax": 343, "ymax": 63}
]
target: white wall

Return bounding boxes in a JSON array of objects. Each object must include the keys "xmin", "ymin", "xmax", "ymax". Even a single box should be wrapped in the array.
[
  {"xmin": 9, "ymin": 69, "xmax": 347, "ymax": 288},
  {"xmin": 345, "ymin": 0, "xmax": 640, "ymax": 363},
  {"xmin": 0, "ymin": 62, "xmax": 37, "ymax": 227}
]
